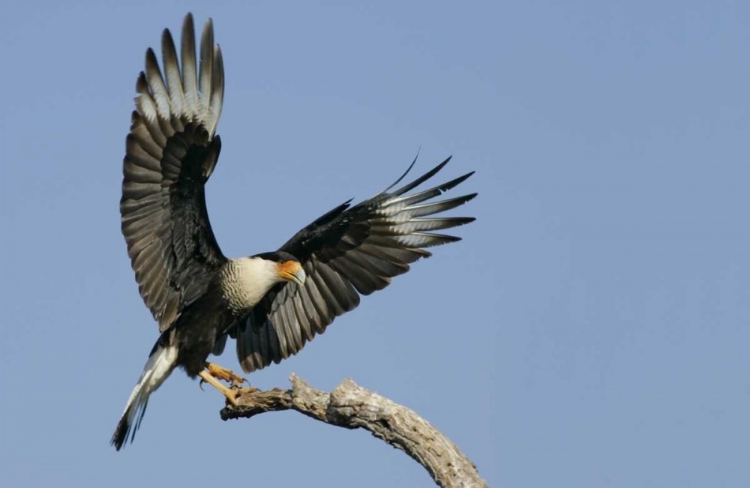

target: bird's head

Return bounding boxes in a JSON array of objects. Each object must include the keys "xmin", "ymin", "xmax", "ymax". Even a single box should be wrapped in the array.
[{"xmin": 253, "ymin": 251, "xmax": 306, "ymax": 286}]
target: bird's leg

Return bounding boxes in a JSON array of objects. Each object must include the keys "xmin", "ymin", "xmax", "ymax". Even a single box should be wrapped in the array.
[
  {"xmin": 198, "ymin": 370, "xmax": 240, "ymax": 406},
  {"xmin": 199, "ymin": 363, "xmax": 258, "ymax": 405},
  {"xmin": 205, "ymin": 362, "xmax": 246, "ymax": 387}
]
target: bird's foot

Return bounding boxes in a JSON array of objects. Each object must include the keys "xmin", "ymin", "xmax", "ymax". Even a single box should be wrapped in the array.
[
  {"xmin": 198, "ymin": 370, "xmax": 241, "ymax": 406},
  {"xmin": 205, "ymin": 362, "xmax": 246, "ymax": 387},
  {"xmin": 197, "ymin": 372, "xmax": 259, "ymax": 407}
]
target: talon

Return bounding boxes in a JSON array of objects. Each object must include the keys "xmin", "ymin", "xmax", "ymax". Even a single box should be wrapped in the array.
[
  {"xmin": 197, "ymin": 370, "xmax": 240, "ymax": 407},
  {"xmin": 205, "ymin": 362, "xmax": 246, "ymax": 386}
]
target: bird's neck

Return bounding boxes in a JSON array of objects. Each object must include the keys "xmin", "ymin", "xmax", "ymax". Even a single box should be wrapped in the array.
[{"xmin": 219, "ymin": 257, "xmax": 280, "ymax": 314}]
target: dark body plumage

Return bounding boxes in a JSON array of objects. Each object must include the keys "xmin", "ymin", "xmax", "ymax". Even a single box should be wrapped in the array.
[
  {"xmin": 162, "ymin": 280, "xmax": 231, "ymax": 377},
  {"xmin": 112, "ymin": 13, "xmax": 477, "ymax": 450}
]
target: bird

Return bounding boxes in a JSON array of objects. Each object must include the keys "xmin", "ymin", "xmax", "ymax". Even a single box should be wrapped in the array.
[{"xmin": 112, "ymin": 12, "xmax": 477, "ymax": 451}]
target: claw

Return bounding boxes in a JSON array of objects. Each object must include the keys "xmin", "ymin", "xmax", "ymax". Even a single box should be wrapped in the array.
[
  {"xmin": 205, "ymin": 362, "xmax": 246, "ymax": 387},
  {"xmin": 198, "ymin": 370, "xmax": 239, "ymax": 406}
]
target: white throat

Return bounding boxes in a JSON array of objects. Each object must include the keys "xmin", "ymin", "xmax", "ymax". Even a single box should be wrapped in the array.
[{"xmin": 220, "ymin": 257, "xmax": 282, "ymax": 313}]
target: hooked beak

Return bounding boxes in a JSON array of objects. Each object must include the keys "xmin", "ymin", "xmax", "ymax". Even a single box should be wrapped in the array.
[{"xmin": 277, "ymin": 261, "xmax": 306, "ymax": 286}]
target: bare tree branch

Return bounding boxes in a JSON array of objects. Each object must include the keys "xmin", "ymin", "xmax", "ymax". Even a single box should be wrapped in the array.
[{"xmin": 219, "ymin": 374, "xmax": 487, "ymax": 488}]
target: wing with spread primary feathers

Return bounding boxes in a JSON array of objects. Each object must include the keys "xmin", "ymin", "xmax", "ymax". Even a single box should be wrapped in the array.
[
  {"xmin": 235, "ymin": 156, "xmax": 476, "ymax": 373},
  {"xmin": 120, "ymin": 14, "xmax": 226, "ymax": 331}
]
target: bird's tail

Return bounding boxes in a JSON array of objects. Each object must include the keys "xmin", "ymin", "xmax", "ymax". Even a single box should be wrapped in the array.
[{"xmin": 111, "ymin": 337, "xmax": 178, "ymax": 450}]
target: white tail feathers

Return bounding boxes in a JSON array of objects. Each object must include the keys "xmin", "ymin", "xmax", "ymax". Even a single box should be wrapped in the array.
[{"xmin": 111, "ymin": 342, "xmax": 178, "ymax": 450}]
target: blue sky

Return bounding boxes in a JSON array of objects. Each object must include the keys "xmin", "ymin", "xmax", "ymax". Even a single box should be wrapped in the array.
[{"xmin": 1, "ymin": 1, "xmax": 748, "ymax": 487}]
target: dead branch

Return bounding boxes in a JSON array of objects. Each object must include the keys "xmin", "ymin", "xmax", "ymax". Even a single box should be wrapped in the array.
[{"xmin": 219, "ymin": 374, "xmax": 487, "ymax": 488}]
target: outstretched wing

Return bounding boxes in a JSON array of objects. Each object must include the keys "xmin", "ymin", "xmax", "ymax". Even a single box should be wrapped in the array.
[
  {"xmin": 235, "ymin": 156, "xmax": 476, "ymax": 373},
  {"xmin": 120, "ymin": 14, "xmax": 226, "ymax": 331}
]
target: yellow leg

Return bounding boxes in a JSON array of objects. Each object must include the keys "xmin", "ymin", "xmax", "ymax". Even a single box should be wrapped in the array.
[
  {"xmin": 205, "ymin": 362, "xmax": 246, "ymax": 386},
  {"xmin": 198, "ymin": 370, "xmax": 240, "ymax": 406}
]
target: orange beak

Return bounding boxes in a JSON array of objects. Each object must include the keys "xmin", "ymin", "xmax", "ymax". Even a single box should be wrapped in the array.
[{"xmin": 277, "ymin": 261, "xmax": 306, "ymax": 286}]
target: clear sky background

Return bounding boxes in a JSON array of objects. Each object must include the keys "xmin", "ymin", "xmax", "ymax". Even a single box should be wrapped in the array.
[{"xmin": 0, "ymin": 1, "xmax": 748, "ymax": 487}]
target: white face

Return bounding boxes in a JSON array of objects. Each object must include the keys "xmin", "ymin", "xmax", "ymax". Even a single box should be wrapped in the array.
[
  {"xmin": 223, "ymin": 257, "xmax": 305, "ymax": 311},
  {"xmin": 240, "ymin": 255, "xmax": 283, "ymax": 287}
]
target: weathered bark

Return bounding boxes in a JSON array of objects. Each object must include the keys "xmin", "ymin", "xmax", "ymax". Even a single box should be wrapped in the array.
[{"xmin": 219, "ymin": 374, "xmax": 487, "ymax": 488}]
